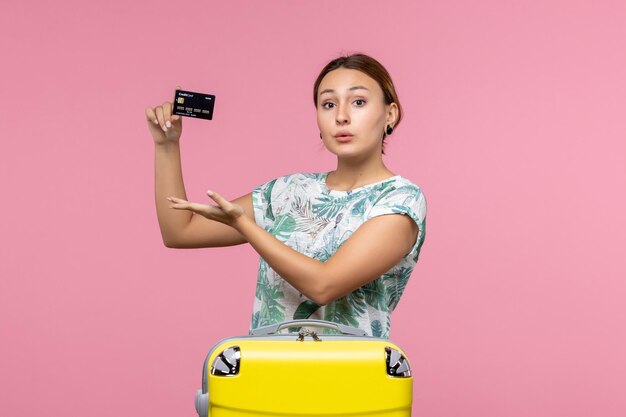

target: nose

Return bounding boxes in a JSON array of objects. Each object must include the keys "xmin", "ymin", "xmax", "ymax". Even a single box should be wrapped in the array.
[{"xmin": 335, "ymin": 103, "xmax": 350, "ymax": 125}]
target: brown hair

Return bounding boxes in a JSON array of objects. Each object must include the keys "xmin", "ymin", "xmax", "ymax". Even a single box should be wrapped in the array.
[{"xmin": 313, "ymin": 53, "xmax": 403, "ymax": 139}]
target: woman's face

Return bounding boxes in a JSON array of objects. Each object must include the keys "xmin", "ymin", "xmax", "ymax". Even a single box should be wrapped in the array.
[{"xmin": 316, "ymin": 68, "xmax": 397, "ymax": 160}]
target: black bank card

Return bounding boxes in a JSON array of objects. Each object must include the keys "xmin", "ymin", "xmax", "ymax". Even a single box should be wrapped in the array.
[{"xmin": 173, "ymin": 89, "xmax": 215, "ymax": 120}]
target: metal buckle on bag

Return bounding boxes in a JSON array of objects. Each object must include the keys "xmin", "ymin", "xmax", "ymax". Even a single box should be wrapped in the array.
[
  {"xmin": 210, "ymin": 346, "xmax": 241, "ymax": 376},
  {"xmin": 297, "ymin": 329, "xmax": 321, "ymax": 341},
  {"xmin": 385, "ymin": 346, "xmax": 411, "ymax": 377}
]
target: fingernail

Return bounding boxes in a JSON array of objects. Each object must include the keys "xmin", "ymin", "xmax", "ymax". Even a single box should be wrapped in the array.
[
  {"xmin": 162, "ymin": 126, "xmax": 167, "ymax": 132},
  {"xmin": 166, "ymin": 120, "xmax": 171, "ymax": 128},
  {"xmin": 153, "ymin": 119, "xmax": 158, "ymax": 124},
  {"xmin": 207, "ymin": 190, "xmax": 214, "ymax": 196}
]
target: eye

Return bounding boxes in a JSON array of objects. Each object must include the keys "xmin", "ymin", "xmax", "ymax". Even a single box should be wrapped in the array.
[
  {"xmin": 354, "ymin": 99, "xmax": 366, "ymax": 106},
  {"xmin": 322, "ymin": 102, "xmax": 335, "ymax": 109}
]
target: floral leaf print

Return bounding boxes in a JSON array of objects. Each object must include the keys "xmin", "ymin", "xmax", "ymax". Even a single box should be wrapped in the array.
[
  {"xmin": 327, "ymin": 212, "xmax": 355, "ymax": 247},
  {"xmin": 323, "ymin": 297, "xmax": 360, "ymax": 329},
  {"xmin": 311, "ymin": 220, "xmax": 346, "ymax": 262},
  {"xmin": 385, "ymin": 315, "xmax": 391, "ymax": 337},
  {"xmin": 312, "ymin": 193, "xmax": 349, "ymax": 219},
  {"xmin": 255, "ymin": 260, "xmax": 270, "ymax": 300},
  {"xmin": 350, "ymin": 181, "xmax": 391, "ymax": 216},
  {"xmin": 383, "ymin": 276, "xmax": 402, "ymax": 312},
  {"xmin": 258, "ymin": 283, "xmax": 285, "ymax": 327},
  {"xmin": 369, "ymin": 185, "xmax": 398, "ymax": 208},
  {"xmin": 382, "ymin": 267, "xmax": 412, "ymax": 311},
  {"xmin": 371, "ymin": 320, "xmax": 383, "ymax": 338},
  {"xmin": 346, "ymin": 289, "xmax": 367, "ymax": 316},
  {"xmin": 259, "ymin": 303, "xmax": 284, "ymax": 327},
  {"xmin": 412, "ymin": 220, "xmax": 426, "ymax": 262},
  {"xmin": 262, "ymin": 179, "xmax": 277, "ymax": 221},
  {"xmin": 362, "ymin": 279, "xmax": 388, "ymax": 311},
  {"xmin": 389, "ymin": 205, "xmax": 412, "ymax": 215},
  {"xmin": 251, "ymin": 311, "xmax": 260, "ymax": 329},
  {"xmin": 271, "ymin": 214, "xmax": 296, "ymax": 240},
  {"xmin": 292, "ymin": 195, "xmax": 331, "ymax": 240},
  {"xmin": 349, "ymin": 192, "xmax": 377, "ymax": 217},
  {"xmin": 311, "ymin": 226, "xmax": 353, "ymax": 264},
  {"xmin": 293, "ymin": 300, "xmax": 321, "ymax": 320},
  {"xmin": 255, "ymin": 261, "xmax": 285, "ymax": 327}
]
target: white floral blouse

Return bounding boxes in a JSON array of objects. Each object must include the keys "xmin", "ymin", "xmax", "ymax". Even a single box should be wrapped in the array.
[{"xmin": 250, "ymin": 172, "xmax": 426, "ymax": 338}]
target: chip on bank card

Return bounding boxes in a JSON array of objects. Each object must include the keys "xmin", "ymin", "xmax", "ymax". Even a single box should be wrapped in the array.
[{"xmin": 173, "ymin": 89, "xmax": 215, "ymax": 120}]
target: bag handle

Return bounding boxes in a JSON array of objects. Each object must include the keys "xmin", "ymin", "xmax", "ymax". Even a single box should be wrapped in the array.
[{"xmin": 249, "ymin": 319, "xmax": 367, "ymax": 337}]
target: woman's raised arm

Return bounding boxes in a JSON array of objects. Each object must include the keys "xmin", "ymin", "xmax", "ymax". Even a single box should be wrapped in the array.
[{"xmin": 146, "ymin": 88, "xmax": 254, "ymax": 249}]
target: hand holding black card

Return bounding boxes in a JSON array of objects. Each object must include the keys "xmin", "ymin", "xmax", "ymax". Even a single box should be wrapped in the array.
[{"xmin": 173, "ymin": 89, "xmax": 216, "ymax": 120}]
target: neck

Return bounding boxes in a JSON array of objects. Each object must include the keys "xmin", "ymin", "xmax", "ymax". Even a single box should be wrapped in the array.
[{"xmin": 327, "ymin": 155, "xmax": 395, "ymax": 191}]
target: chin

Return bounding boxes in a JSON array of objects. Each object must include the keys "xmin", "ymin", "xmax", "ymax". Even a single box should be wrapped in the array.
[
  {"xmin": 327, "ymin": 149, "xmax": 373, "ymax": 162},
  {"xmin": 326, "ymin": 143, "xmax": 380, "ymax": 159}
]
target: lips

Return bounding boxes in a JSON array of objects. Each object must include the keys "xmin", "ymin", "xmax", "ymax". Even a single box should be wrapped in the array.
[{"xmin": 335, "ymin": 131, "xmax": 354, "ymax": 142}]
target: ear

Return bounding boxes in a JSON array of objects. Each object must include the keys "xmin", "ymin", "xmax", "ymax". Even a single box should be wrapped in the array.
[{"xmin": 386, "ymin": 103, "xmax": 399, "ymax": 127}]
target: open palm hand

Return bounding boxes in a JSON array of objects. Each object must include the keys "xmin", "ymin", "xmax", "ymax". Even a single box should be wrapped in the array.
[{"xmin": 168, "ymin": 190, "xmax": 244, "ymax": 227}]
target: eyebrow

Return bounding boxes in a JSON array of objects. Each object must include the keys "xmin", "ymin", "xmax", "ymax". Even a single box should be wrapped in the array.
[{"xmin": 319, "ymin": 86, "xmax": 370, "ymax": 96}]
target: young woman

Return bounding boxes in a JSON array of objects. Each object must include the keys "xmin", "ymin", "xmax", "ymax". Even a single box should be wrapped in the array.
[{"xmin": 145, "ymin": 54, "xmax": 426, "ymax": 338}]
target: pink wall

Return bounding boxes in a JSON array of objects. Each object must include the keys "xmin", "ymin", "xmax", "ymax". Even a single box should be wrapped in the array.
[{"xmin": 1, "ymin": 1, "xmax": 625, "ymax": 416}]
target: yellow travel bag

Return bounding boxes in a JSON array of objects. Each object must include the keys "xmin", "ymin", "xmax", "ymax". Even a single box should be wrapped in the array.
[{"xmin": 195, "ymin": 319, "xmax": 413, "ymax": 417}]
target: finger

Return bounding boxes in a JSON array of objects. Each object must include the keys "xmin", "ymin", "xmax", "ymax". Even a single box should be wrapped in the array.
[
  {"xmin": 170, "ymin": 201, "xmax": 217, "ymax": 217},
  {"xmin": 168, "ymin": 200, "xmax": 197, "ymax": 210},
  {"xmin": 207, "ymin": 190, "xmax": 231, "ymax": 208},
  {"xmin": 166, "ymin": 196, "xmax": 188, "ymax": 204},
  {"xmin": 145, "ymin": 107, "xmax": 159, "ymax": 125},
  {"xmin": 162, "ymin": 101, "xmax": 172, "ymax": 128},
  {"xmin": 155, "ymin": 106, "xmax": 166, "ymax": 132},
  {"xmin": 169, "ymin": 203, "xmax": 193, "ymax": 210}
]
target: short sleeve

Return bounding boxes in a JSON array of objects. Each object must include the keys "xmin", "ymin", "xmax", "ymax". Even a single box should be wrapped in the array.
[
  {"xmin": 252, "ymin": 178, "xmax": 278, "ymax": 231},
  {"xmin": 366, "ymin": 184, "xmax": 427, "ymax": 256}
]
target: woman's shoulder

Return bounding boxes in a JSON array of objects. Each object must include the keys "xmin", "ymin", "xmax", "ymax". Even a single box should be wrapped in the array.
[
  {"xmin": 380, "ymin": 175, "xmax": 425, "ymax": 200},
  {"xmin": 388, "ymin": 175, "xmax": 422, "ymax": 189},
  {"xmin": 370, "ymin": 175, "xmax": 427, "ymax": 219}
]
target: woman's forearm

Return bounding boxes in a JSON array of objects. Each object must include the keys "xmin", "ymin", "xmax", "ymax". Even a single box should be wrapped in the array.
[
  {"xmin": 230, "ymin": 211, "xmax": 416, "ymax": 306},
  {"xmin": 154, "ymin": 142, "xmax": 193, "ymax": 246}
]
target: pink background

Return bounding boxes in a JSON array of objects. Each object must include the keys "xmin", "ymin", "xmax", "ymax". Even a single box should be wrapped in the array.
[{"xmin": 1, "ymin": 1, "xmax": 625, "ymax": 416}]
